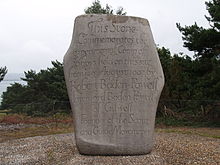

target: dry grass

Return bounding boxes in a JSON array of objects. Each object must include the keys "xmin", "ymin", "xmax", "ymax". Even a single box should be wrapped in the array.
[
  {"xmin": 0, "ymin": 114, "xmax": 219, "ymax": 144},
  {"xmin": 0, "ymin": 113, "xmax": 73, "ymax": 124},
  {"xmin": 0, "ymin": 114, "xmax": 74, "ymax": 143},
  {"xmin": 0, "ymin": 123, "xmax": 74, "ymax": 143},
  {"xmin": 156, "ymin": 127, "xmax": 220, "ymax": 139}
]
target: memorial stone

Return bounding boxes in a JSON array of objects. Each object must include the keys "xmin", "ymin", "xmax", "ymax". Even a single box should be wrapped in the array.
[{"xmin": 64, "ymin": 14, "xmax": 164, "ymax": 155}]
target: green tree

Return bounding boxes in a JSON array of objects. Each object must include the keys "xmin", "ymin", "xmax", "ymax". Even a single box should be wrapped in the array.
[
  {"xmin": 22, "ymin": 61, "xmax": 68, "ymax": 101},
  {"xmin": 85, "ymin": 0, "xmax": 126, "ymax": 15},
  {"xmin": 1, "ymin": 83, "xmax": 29, "ymax": 110},
  {"xmin": 158, "ymin": 47, "xmax": 195, "ymax": 101},
  {"xmin": 1, "ymin": 61, "xmax": 70, "ymax": 116},
  {"xmin": 176, "ymin": 0, "xmax": 220, "ymax": 99},
  {"xmin": 0, "ymin": 66, "xmax": 7, "ymax": 82},
  {"xmin": 177, "ymin": 0, "xmax": 220, "ymax": 59},
  {"xmin": 175, "ymin": 0, "xmax": 220, "ymax": 122}
]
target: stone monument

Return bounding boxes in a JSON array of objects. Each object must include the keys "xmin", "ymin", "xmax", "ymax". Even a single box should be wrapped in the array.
[{"xmin": 64, "ymin": 14, "xmax": 164, "ymax": 155}]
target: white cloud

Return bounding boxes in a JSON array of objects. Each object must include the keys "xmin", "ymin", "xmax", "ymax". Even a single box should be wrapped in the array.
[
  {"xmin": 0, "ymin": 0, "xmax": 210, "ymax": 73},
  {"xmin": 21, "ymin": 40, "xmax": 53, "ymax": 55}
]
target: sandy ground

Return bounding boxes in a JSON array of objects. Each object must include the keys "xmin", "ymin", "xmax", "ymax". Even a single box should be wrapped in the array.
[{"xmin": 0, "ymin": 132, "xmax": 219, "ymax": 165}]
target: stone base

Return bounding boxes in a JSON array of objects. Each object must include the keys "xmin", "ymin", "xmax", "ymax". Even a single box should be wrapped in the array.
[{"xmin": 77, "ymin": 140, "xmax": 153, "ymax": 156}]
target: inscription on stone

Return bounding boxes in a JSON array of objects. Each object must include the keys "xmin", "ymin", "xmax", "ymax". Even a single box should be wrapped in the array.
[{"xmin": 64, "ymin": 14, "xmax": 164, "ymax": 155}]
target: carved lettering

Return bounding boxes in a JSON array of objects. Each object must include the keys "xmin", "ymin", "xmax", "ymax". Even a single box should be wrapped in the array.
[{"xmin": 64, "ymin": 15, "xmax": 164, "ymax": 154}]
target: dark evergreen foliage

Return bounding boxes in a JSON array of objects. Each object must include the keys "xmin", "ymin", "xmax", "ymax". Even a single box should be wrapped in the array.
[
  {"xmin": 0, "ymin": 66, "xmax": 7, "ymax": 82},
  {"xmin": 84, "ymin": 0, "xmax": 126, "ymax": 15},
  {"xmin": 177, "ymin": 0, "xmax": 220, "ymax": 59},
  {"xmin": 1, "ymin": 61, "xmax": 70, "ymax": 116}
]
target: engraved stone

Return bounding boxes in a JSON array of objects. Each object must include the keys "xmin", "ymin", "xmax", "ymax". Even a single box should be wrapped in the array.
[{"xmin": 64, "ymin": 14, "xmax": 164, "ymax": 155}]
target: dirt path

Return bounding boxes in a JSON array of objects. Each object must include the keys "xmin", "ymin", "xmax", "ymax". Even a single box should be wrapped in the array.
[{"xmin": 0, "ymin": 132, "xmax": 219, "ymax": 165}]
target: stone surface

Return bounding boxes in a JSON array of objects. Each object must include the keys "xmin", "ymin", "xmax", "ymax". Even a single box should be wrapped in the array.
[{"xmin": 63, "ymin": 14, "xmax": 164, "ymax": 155}]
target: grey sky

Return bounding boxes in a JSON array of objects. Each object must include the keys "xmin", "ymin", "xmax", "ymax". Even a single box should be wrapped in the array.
[{"xmin": 0, "ymin": 0, "xmax": 209, "ymax": 73}]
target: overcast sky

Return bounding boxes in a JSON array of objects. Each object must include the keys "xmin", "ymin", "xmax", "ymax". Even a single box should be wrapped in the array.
[{"xmin": 0, "ymin": 0, "xmax": 210, "ymax": 73}]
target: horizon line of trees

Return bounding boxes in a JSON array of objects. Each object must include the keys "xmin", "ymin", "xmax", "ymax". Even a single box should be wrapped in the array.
[{"xmin": 0, "ymin": 0, "xmax": 219, "ymax": 125}]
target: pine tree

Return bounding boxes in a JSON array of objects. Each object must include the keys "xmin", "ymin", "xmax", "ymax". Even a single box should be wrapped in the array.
[
  {"xmin": 0, "ymin": 67, "xmax": 7, "ymax": 82},
  {"xmin": 177, "ymin": 0, "xmax": 220, "ymax": 59},
  {"xmin": 84, "ymin": 0, "xmax": 126, "ymax": 15}
]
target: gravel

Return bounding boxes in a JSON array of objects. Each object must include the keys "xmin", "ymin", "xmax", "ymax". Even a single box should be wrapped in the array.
[{"xmin": 0, "ymin": 132, "xmax": 219, "ymax": 165}]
